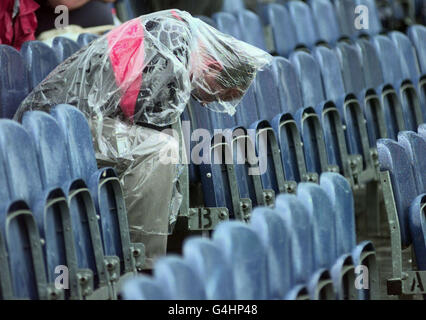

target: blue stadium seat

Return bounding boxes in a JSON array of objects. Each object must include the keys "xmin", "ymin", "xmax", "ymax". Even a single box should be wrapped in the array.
[
  {"xmin": 333, "ymin": 0, "xmax": 359, "ymax": 38},
  {"xmin": 397, "ymin": 131, "xmax": 426, "ymax": 195},
  {"xmin": 236, "ymin": 10, "xmax": 268, "ymax": 51},
  {"xmin": 259, "ymin": 3, "xmax": 297, "ymax": 56},
  {"xmin": 52, "ymin": 37, "xmax": 81, "ymax": 62},
  {"xmin": 320, "ymin": 172, "xmax": 378, "ymax": 300},
  {"xmin": 309, "ymin": 0, "xmax": 341, "ymax": 44},
  {"xmin": 290, "ymin": 52, "xmax": 337, "ymax": 176},
  {"xmin": 77, "ymin": 33, "xmax": 99, "ymax": 47},
  {"xmin": 0, "ymin": 120, "xmax": 50, "ymax": 299},
  {"xmin": 355, "ymin": 39, "xmax": 390, "ymax": 143},
  {"xmin": 274, "ymin": 195, "xmax": 313, "ymax": 288},
  {"xmin": 121, "ymin": 276, "xmax": 169, "ymax": 300},
  {"xmin": 21, "ymin": 41, "xmax": 60, "ymax": 91},
  {"xmin": 378, "ymin": 139, "xmax": 416, "ymax": 247},
  {"xmin": 22, "ymin": 111, "xmax": 87, "ymax": 299},
  {"xmin": 356, "ymin": 0, "xmax": 383, "ymax": 36},
  {"xmin": 222, "ymin": 0, "xmax": 245, "ymax": 13},
  {"xmin": 286, "ymin": 0, "xmax": 319, "ymax": 48},
  {"xmin": 213, "ymin": 221, "xmax": 269, "ymax": 299},
  {"xmin": 0, "ymin": 45, "xmax": 29, "ymax": 119},
  {"xmin": 297, "ymin": 183, "xmax": 337, "ymax": 269},
  {"xmin": 183, "ymin": 238, "xmax": 234, "ymax": 300},
  {"xmin": 408, "ymin": 25, "xmax": 426, "ymax": 74},
  {"xmin": 154, "ymin": 256, "xmax": 206, "ymax": 299},
  {"xmin": 212, "ymin": 12, "xmax": 242, "ymax": 40},
  {"xmin": 188, "ymin": 99, "xmax": 242, "ymax": 218},
  {"xmin": 275, "ymin": 194, "xmax": 334, "ymax": 300},
  {"xmin": 51, "ymin": 105, "xmax": 137, "ymax": 277},
  {"xmin": 390, "ymin": 31, "xmax": 426, "ymax": 122},
  {"xmin": 270, "ymin": 58, "xmax": 313, "ymax": 184},
  {"xmin": 250, "ymin": 207, "xmax": 292, "ymax": 299},
  {"xmin": 372, "ymin": 35, "xmax": 423, "ymax": 132},
  {"xmin": 408, "ymin": 194, "xmax": 426, "ymax": 270}
]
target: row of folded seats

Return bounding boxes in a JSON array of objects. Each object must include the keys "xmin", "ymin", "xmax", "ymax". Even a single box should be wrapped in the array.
[
  {"xmin": 0, "ymin": 34, "xmax": 98, "ymax": 118},
  {"xmin": 182, "ymin": 27, "xmax": 426, "ymax": 227},
  {"xmin": 0, "ymin": 104, "xmax": 144, "ymax": 300},
  {"xmin": 122, "ymin": 172, "xmax": 378, "ymax": 300}
]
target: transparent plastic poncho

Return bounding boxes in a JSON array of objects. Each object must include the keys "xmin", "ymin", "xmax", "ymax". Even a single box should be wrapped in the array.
[
  {"xmin": 14, "ymin": 9, "xmax": 272, "ymax": 242},
  {"xmin": 15, "ymin": 9, "xmax": 272, "ymax": 124}
]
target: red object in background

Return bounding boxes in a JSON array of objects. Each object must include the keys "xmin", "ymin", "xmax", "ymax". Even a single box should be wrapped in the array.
[{"xmin": 0, "ymin": 0, "xmax": 39, "ymax": 50}]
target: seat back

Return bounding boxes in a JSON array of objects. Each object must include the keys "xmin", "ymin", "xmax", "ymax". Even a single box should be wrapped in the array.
[
  {"xmin": 290, "ymin": 51, "xmax": 326, "ymax": 108},
  {"xmin": 212, "ymin": 12, "xmax": 242, "ymax": 39},
  {"xmin": 275, "ymin": 194, "xmax": 314, "ymax": 284},
  {"xmin": 50, "ymin": 104, "xmax": 98, "ymax": 182},
  {"xmin": 297, "ymin": 183, "xmax": 338, "ymax": 269},
  {"xmin": 397, "ymin": 131, "xmax": 426, "ymax": 193},
  {"xmin": 408, "ymin": 25, "xmax": 426, "ymax": 74},
  {"xmin": 213, "ymin": 221, "xmax": 269, "ymax": 299},
  {"xmin": 333, "ymin": 0, "xmax": 359, "ymax": 38},
  {"xmin": 21, "ymin": 41, "xmax": 59, "ymax": 91},
  {"xmin": 260, "ymin": 3, "xmax": 297, "ymax": 56},
  {"xmin": 320, "ymin": 172, "xmax": 356, "ymax": 256},
  {"xmin": 251, "ymin": 207, "xmax": 293, "ymax": 299},
  {"xmin": 77, "ymin": 33, "xmax": 99, "ymax": 47},
  {"xmin": 52, "ymin": 37, "xmax": 81, "ymax": 62},
  {"xmin": 287, "ymin": 0, "xmax": 319, "ymax": 48},
  {"xmin": 236, "ymin": 10, "xmax": 268, "ymax": 51},
  {"xmin": 309, "ymin": 0, "xmax": 341, "ymax": 44},
  {"xmin": 0, "ymin": 45, "xmax": 29, "ymax": 119},
  {"xmin": 183, "ymin": 238, "xmax": 234, "ymax": 300},
  {"xmin": 378, "ymin": 139, "xmax": 417, "ymax": 247},
  {"xmin": 154, "ymin": 256, "xmax": 206, "ymax": 299},
  {"xmin": 356, "ymin": 0, "xmax": 382, "ymax": 35}
]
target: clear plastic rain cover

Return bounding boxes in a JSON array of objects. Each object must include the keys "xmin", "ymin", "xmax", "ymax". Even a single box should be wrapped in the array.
[
  {"xmin": 15, "ymin": 9, "xmax": 272, "ymax": 125},
  {"xmin": 14, "ymin": 9, "xmax": 272, "ymax": 238}
]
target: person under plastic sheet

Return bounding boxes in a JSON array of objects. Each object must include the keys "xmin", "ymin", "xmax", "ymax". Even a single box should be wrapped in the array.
[{"xmin": 15, "ymin": 9, "xmax": 272, "ymax": 268}]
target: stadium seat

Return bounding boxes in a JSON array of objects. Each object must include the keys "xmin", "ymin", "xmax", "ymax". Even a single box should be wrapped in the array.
[
  {"xmin": 308, "ymin": 0, "xmax": 341, "ymax": 45},
  {"xmin": 333, "ymin": 0, "xmax": 359, "ymax": 38},
  {"xmin": 77, "ymin": 33, "xmax": 99, "ymax": 47},
  {"xmin": 259, "ymin": 3, "xmax": 297, "ymax": 56},
  {"xmin": 372, "ymin": 35, "xmax": 423, "ymax": 132},
  {"xmin": 222, "ymin": 0, "xmax": 245, "ymax": 13},
  {"xmin": 378, "ymin": 139, "xmax": 416, "ymax": 247},
  {"xmin": 235, "ymin": 10, "xmax": 268, "ymax": 51},
  {"xmin": 0, "ymin": 120, "xmax": 53, "ymax": 300},
  {"xmin": 52, "ymin": 37, "xmax": 81, "ymax": 62},
  {"xmin": 21, "ymin": 41, "xmax": 60, "ymax": 91},
  {"xmin": 22, "ymin": 111, "xmax": 87, "ymax": 299},
  {"xmin": 275, "ymin": 194, "xmax": 334, "ymax": 300},
  {"xmin": 250, "ymin": 207, "xmax": 293, "ymax": 299},
  {"xmin": 183, "ymin": 238, "xmax": 234, "ymax": 300},
  {"xmin": 355, "ymin": 39, "xmax": 390, "ymax": 143},
  {"xmin": 356, "ymin": 0, "xmax": 383, "ymax": 36},
  {"xmin": 270, "ymin": 58, "xmax": 314, "ymax": 184},
  {"xmin": 213, "ymin": 221, "xmax": 269, "ymax": 299},
  {"xmin": 286, "ymin": 0, "xmax": 319, "ymax": 48},
  {"xmin": 389, "ymin": 31, "xmax": 426, "ymax": 121},
  {"xmin": 320, "ymin": 172, "xmax": 378, "ymax": 300},
  {"xmin": 407, "ymin": 25, "xmax": 426, "ymax": 75},
  {"xmin": 0, "ymin": 45, "xmax": 29, "ymax": 119},
  {"xmin": 154, "ymin": 256, "xmax": 206, "ymax": 300},
  {"xmin": 212, "ymin": 12, "xmax": 242, "ymax": 40}
]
